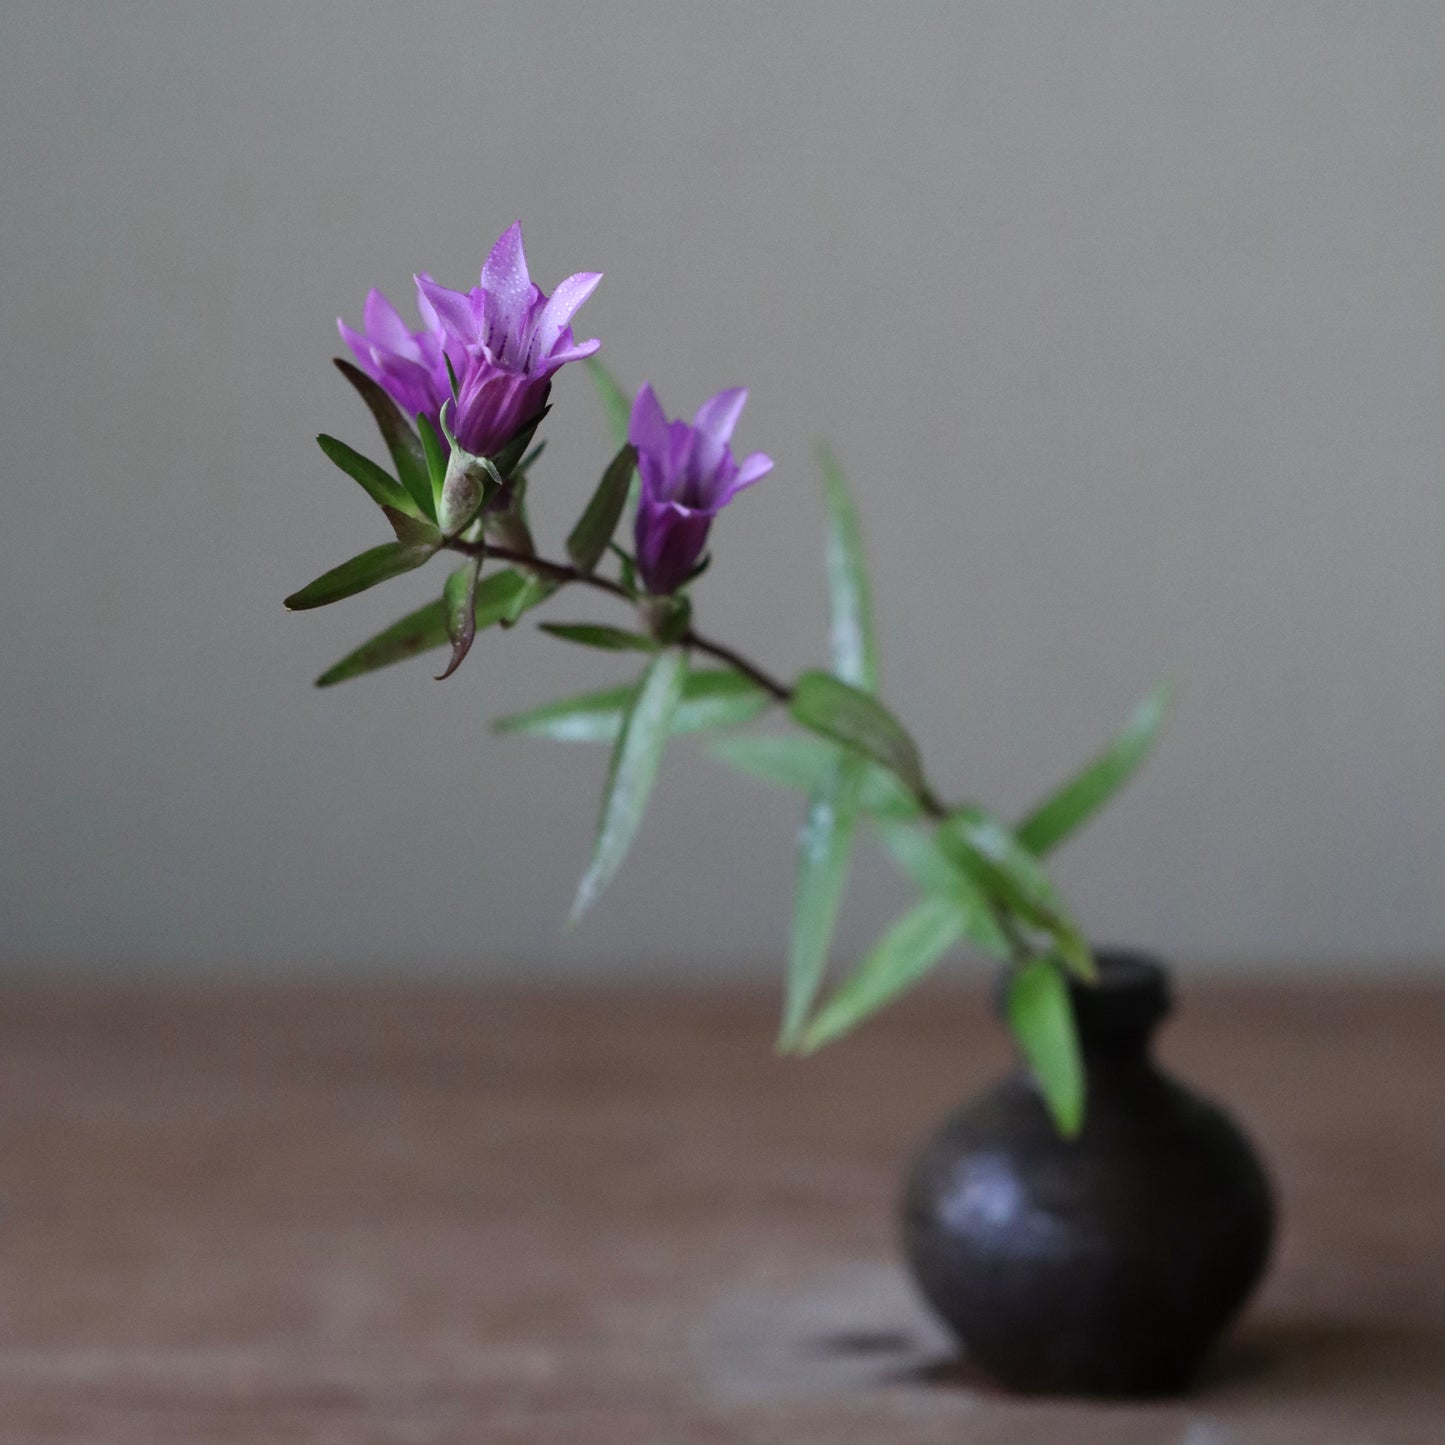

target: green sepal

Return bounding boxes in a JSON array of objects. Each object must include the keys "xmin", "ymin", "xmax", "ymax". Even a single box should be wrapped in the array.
[
  {"xmin": 570, "ymin": 650, "xmax": 689, "ymax": 921},
  {"xmin": 333, "ymin": 358, "xmax": 432, "ymax": 515},
  {"xmin": 1016, "ymin": 681, "xmax": 1173, "ymax": 856},
  {"xmin": 284, "ymin": 538, "xmax": 437, "ymax": 612},
  {"xmin": 436, "ymin": 432, "xmax": 501, "ymax": 538},
  {"xmin": 788, "ymin": 671, "xmax": 928, "ymax": 800},
  {"xmin": 538, "ymin": 623, "xmax": 659, "ymax": 653},
  {"xmin": 1006, "ymin": 958, "xmax": 1085, "ymax": 1137},
  {"xmin": 493, "ymin": 669, "xmax": 769, "ymax": 743},
  {"xmin": 938, "ymin": 806, "xmax": 1094, "ymax": 981},
  {"xmin": 316, "ymin": 434, "xmax": 420, "ymax": 520},
  {"xmin": 798, "ymin": 896, "xmax": 968, "ymax": 1053},
  {"xmin": 567, "ymin": 442, "xmax": 637, "ymax": 573},
  {"xmin": 435, "ymin": 556, "xmax": 482, "ymax": 680},
  {"xmin": 313, "ymin": 570, "xmax": 531, "ymax": 687}
]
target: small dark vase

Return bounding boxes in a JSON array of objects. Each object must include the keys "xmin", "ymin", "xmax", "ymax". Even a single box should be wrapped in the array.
[{"xmin": 902, "ymin": 949, "xmax": 1275, "ymax": 1397}]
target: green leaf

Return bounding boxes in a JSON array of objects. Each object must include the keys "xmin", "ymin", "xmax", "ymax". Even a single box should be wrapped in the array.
[
  {"xmin": 538, "ymin": 622, "xmax": 658, "ymax": 653},
  {"xmin": 493, "ymin": 668, "xmax": 769, "ymax": 743},
  {"xmin": 500, "ymin": 573, "xmax": 556, "ymax": 627},
  {"xmin": 567, "ymin": 443, "xmax": 638, "ymax": 573},
  {"xmin": 817, "ymin": 444, "xmax": 877, "ymax": 691},
  {"xmin": 788, "ymin": 671, "xmax": 928, "ymax": 799},
  {"xmin": 586, "ymin": 356, "xmax": 632, "ymax": 450},
  {"xmin": 316, "ymin": 435, "xmax": 419, "ymax": 520},
  {"xmin": 381, "ymin": 506, "xmax": 442, "ymax": 549},
  {"xmin": 782, "ymin": 755, "xmax": 863, "ymax": 1047},
  {"xmin": 417, "ymin": 414, "xmax": 446, "ymax": 520},
  {"xmin": 707, "ymin": 734, "xmax": 921, "ymax": 818},
  {"xmin": 333, "ymin": 358, "xmax": 432, "ymax": 516},
  {"xmin": 435, "ymin": 557, "xmax": 482, "ymax": 680},
  {"xmin": 314, "ymin": 570, "xmax": 530, "ymax": 686},
  {"xmin": 571, "ymin": 650, "xmax": 688, "ymax": 920},
  {"xmin": 1006, "ymin": 959, "xmax": 1085, "ymax": 1137},
  {"xmin": 873, "ymin": 821, "xmax": 1012, "ymax": 956},
  {"xmin": 1016, "ymin": 681, "xmax": 1173, "ymax": 857},
  {"xmin": 799, "ymin": 897, "xmax": 967, "ymax": 1052},
  {"xmin": 938, "ymin": 807, "xmax": 1094, "ymax": 980},
  {"xmin": 284, "ymin": 539, "xmax": 436, "ymax": 612}
]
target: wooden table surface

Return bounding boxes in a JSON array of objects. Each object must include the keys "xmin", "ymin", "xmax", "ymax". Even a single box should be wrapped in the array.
[{"xmin": 0, "ymin": 977, "xmax": 1439, "ymax": 1443}]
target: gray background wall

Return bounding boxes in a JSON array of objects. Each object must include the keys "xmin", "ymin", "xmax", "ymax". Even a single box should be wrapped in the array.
[{"xmin": 2, "ymin": 2, "xmax": 1441, "ymax": 977}]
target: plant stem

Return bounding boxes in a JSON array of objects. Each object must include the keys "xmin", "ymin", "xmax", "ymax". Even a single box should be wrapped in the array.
[{"xmin": 443, "ymin": 536, "xmax": 947, "ymax": 820}]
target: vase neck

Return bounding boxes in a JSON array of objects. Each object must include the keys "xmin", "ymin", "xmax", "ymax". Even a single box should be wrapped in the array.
[{"xmin": 1068, "ymin": 949, "xmax": 1172, "ymax": 1062}]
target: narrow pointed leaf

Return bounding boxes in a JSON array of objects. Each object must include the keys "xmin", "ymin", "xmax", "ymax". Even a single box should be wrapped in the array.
[
  {"xmin": 586, "ymin": 356, "xmax": 632, "ymax": 449},
  {"xmin": 435, "ymin": 557, "xmax": 482, "ymax": 680},
  {"xmin": 1006, "ymin": 959, "xmax": 1085, "ymax": 1136},
  {"xmin": 800, "ymin": 897, "xmax": 967, "ymax": 1052},
  {"xmin": 571, "ymin": 650, "xmax": 688, "ymax": 920},
  {"xmin": 1016, "ymin": 681, "xmax": 1173, "ymax": 856},
  {"xmin": 381, "ymin": 506, "xmax": 442, "ymax": 549},
  {"xmin": 938, "ymin": 807, "xmax": 1094, "ymax": 980},
  {"xmin": 316, "ymin": 435, "xmax": 419, "ymax": 519},
  {"xmin": 333, "ymin": 358, "xmax": 431, "ymax": 511},
  {"xmin": 566, "ymin": 443, "xmax": 637, "ymax": 573},
  {"xmin": 708, "ymin": 734, "xmax": 921, "ymax": 818},
  {"xmin": 500, "ymin": 573, "xmax": 556, "ymax": 627},
  {"xmin": 873, "ymin": 821, "xmax": 1012, "ymax": 956},
  {"xmin": 538, "ymin": 622, "xmax": 659, "ymax": 653},
  {"xmin": 788, "ymin": 671, "xmax": 927, "ymax": 799},
  {"xmin": 493, "ymin": 669, "xmax": 768, "ymax": 743},
  {"xmin": 314, "ymin": 570, "xmax": 530, "ymax": 686},
  {"xmin": 417, "ymin": 414, "xmax": 446, "ymax": 520},
  {"xmin": 818, "ymin": 444, "xmax": 877, "ymax": 690},
  {"xmin": 782, "ymin": 756, "xmax": 863, "ymax": 1047},
  {"xmin": 284, "ymin": 540, "xmax": 436, "ymax": 612}
]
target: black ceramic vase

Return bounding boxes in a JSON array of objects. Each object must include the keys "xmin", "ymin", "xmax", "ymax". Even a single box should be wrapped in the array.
[{"xmin": 902, "ymin": 950, "xmax": 1274, "ymax": 1397}]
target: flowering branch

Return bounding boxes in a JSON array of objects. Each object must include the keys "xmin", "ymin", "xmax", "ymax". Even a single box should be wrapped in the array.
[{"xmin": 287, "ymin": 220, "xmax": 1172, "ymax": 1135}]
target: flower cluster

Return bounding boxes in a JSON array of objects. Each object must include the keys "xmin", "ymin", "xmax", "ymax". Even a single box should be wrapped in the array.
[{"xmin": 340, "ymin": 221, "xmax": 602, "ymax": 459}]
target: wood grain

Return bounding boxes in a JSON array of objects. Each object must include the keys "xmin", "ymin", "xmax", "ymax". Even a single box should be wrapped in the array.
[{"xmin": 0, "ymin": 977, "xmax": 1438, "ymax": 1442}]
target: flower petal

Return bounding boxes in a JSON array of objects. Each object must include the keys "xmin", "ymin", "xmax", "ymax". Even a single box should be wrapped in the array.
[
  {"xmin": 628, "ymin": 382, "xmax": 671, "ymax": 458},
  {"xmin": 481, "ymin": 221, "xmax": 536, "ymax": 358},
  {"xmin": 415, "ymin": 275, "xmax": 479, "ymax": 346},
  {"xmin": 362, "ymin": 288, "xmax": 414, "ymax": 354},
  {"xmin": 693, "ymin": 387, "xmax": 748, "ymax": 447},
  {"xmin": 731, "ymin": 451, "xmax": 774, "ymax": 492},
  {"xmin": 532, "ymin": 271, "xmax": 602, "ymax": 361}
]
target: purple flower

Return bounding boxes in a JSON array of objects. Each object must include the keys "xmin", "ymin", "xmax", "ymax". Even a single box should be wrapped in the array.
[
  {"xmin": 338, "ymin": 287, "xmax": 451, "ymax": 431},
  {"xmin": 629, "ymin": 383, "xmax": 773, "ymax": 595},
  {"xmin": 416, "ymin": 222, "xmax": 601, "ymax": 457},
  {"xmin": 339, "ymin": 222, "xmax": 600, "ymax": 458}
]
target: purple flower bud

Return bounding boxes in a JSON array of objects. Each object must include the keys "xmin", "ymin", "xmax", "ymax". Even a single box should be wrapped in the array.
[
  {"xmin": 339, "ymin": 222, "xmax": 601, "ymax": 458},
  {"xmin": 629, "ymin": 383, "xmax": 773, "ymax": 595}
]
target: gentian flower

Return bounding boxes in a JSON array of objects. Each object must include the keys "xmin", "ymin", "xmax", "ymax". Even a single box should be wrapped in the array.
[
  {"xmin": 629, "ymin": 383, "xmax": 773, "ymax": 595},
  {"xmin": 338, "ymin": 287, "xmax": 451, "ymax": 432},
  {"xmin": 416, "ymin": 222, "xmax": 601, "ymax": 457},
  {"xmin": 340, "ymin": 221, "xmax": 601, "ymax": 458}
]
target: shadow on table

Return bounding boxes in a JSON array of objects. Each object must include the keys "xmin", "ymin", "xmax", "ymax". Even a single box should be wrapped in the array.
[{"xmin": 900, "ymin": 1314, "xmax": 1445, "ymax": 1406}]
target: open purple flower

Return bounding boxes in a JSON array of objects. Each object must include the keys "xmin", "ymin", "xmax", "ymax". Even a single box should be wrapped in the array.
[
  {"xmin": 415, "ymin": 222, "xmax": 601, "ymax": 457},
  {"xmin": 338, "ymin": 287, "xmax": 451, "ymax": 432},
  {"xmin": 339, "ymin": 222, "xmax": 600, "ymax": 458},
  {"xmin": 629, "ymin": 383, "xmax": 773, "ymax": 595}
]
